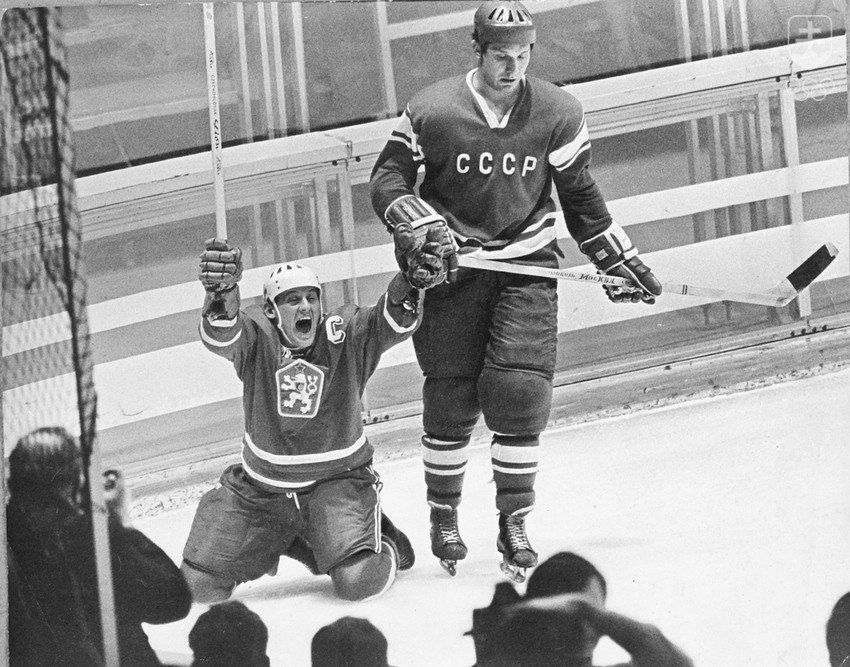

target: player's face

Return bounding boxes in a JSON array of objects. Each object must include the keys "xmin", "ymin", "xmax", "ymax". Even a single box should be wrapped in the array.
[
  {"xmin": 274, "ymin": 286, "xmax": 321, "ymax": 349},
  {"xmin": 477, "ymin": 42, "xmax": 532, "ymax": 95}
]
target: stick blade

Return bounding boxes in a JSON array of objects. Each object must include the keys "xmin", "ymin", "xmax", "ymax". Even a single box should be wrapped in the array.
[{"xmin": 785, "ymin": 242, "xmax": 839, "ymax": 292}]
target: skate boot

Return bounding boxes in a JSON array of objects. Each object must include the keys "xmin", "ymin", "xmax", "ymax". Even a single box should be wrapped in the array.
[
  {"xmin": 497, "ymin": 510, "xmax": 538, "ymax": 584},
  {"xmin": 429, "ymin": 502, "xmax": 467, "ymax": 576},
  {"xmin": 381, "ymin": 512, "xmax": 415, "ymax": 571}
]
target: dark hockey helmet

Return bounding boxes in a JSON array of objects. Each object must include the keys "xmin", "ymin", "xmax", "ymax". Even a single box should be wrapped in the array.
[
  {"xmin": 473, "ymin": 1, "xmax": 536, "ymax": 47},
  {"xmin": 8, "ymin": 426, "xmax": 83, "ymax": 504}
]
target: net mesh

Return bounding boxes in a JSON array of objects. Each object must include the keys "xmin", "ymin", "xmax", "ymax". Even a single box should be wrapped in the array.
[{"xmin": 1, "ymin": 7, "xmax": 98, "ymax": 491}]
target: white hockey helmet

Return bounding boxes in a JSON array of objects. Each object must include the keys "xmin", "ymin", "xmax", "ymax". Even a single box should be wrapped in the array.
[{"xmin": 263, "ymin": 263, "xmax": 322, "ymax": 304}]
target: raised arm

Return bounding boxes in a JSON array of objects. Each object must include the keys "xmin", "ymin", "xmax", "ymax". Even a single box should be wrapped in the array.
[{"xmin": 523, "ymin": 593, "xmax": 693, "ymax": 667}]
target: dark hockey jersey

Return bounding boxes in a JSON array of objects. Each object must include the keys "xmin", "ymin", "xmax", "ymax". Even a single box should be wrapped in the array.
[
  {"xmin": 199, "ymin": 287, "xmax": 419, "ymax": 491},
  {"xmin": 371, "ymin": 70, "xmax": 613, "ymax": 262}
]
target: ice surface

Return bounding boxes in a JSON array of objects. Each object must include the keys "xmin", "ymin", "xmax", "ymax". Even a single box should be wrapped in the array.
[{"xmin": 140, "ymin": 368, "xmax": 850, "ymax": 666}]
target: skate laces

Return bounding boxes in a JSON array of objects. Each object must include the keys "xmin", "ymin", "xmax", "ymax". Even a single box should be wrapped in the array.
[
  {"xmin": 505, "ymin": 514, "xmax": 532, "ymax": 551},
  {"xmin": 436, "ymin": 510, "xmax": 462, "ymax": 544}
]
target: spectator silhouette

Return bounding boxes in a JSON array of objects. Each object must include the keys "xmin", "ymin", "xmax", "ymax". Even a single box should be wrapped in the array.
[
  {"xmin": 827, "ymin": 592, "xmax": 850, "ymax": 667},
  {"xmin": 468, "ymin": 551, "xmax": 693, "ymax": 667},
  {"xmin": 6, "ymin": 427, "xmax": 192, "ymax": 666},
  {"xmin": 189, "ymin": 601, "xmax": 270, "ymax": 667},
  {"xmin": 312, "ymin": 615, "xmax": 393, "ymax": 667}
]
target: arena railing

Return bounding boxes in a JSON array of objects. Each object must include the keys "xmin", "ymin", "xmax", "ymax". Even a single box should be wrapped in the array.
[{"xmin": 1, "ymin": 37, "xmax": 847, "ymax": 443}]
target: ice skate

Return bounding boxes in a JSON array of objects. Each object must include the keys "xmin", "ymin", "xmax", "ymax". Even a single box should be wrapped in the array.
[
  {"xmin": 381, "ymin": 511, "xmax": 415, "ymax": 571},
  {"xmin": 429, "ymin": 503, "xmax": 467, "ymax": 576},
  {"xmin": 497, "ymin": 510, "xmax": 537, "ymax": 584}
]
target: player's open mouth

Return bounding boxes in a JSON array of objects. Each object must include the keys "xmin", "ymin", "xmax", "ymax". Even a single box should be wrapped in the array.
[{"xmin": 295, "ymin": 316, "xmax": 312, "ymax": 334}]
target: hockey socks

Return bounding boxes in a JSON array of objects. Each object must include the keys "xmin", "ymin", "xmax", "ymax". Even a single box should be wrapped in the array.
[
  {"xmin": 422, "ymin": 433, "xmax": 471, "ymax": 507},
  {"xmin": 491, "ymin": 433, "xmax": 539, "ymax": 515}
]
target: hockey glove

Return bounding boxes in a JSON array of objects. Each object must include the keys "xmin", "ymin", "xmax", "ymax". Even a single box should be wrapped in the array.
[
  {"xmin": 199, "ymin": 237, "xmax": 243, "ymax": 293},
  {"xmin": 394, "ymin": 225, "xmax": 449, "ymax": 289},
  {"xmin": 579, "ymin": 223, "xmax": 662, "ymax": 304},
  {"xmin": 386, "ymin": 195, "xmax": 458, "ymax": 285}
]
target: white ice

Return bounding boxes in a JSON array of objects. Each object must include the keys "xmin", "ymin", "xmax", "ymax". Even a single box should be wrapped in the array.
[{"xmin": 139, "ymin": 368, "xmax": 850, "ymax": 667}]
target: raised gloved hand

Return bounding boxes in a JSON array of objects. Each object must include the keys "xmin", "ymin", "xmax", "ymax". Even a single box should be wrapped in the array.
[
  {"xmin": 385, "ymin": 195, "xmax": 458, "ymax": 286},
  {"xmin": 579, "ymin": 223, "xmax": 662, "ymax": 304},
  {"xmin": 199, "ymin": 237, "xmax": 243, "ymax": 292},
  {"xmin": 394, "ymin": 225, "xmax": 449, "ymax": 289}
]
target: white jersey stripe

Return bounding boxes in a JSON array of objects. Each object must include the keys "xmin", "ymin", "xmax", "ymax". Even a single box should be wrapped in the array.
[
  {"xmin": 208, "ymin": 316, "xmax": 238, "ymax": 328},
  {"xmin": 199, "ymin": 322, "xmax": 241, "ymax": 348},
  {"xmin": 554, "ymin": 142, "xmax": 591, "ymax": 173},
  {"xmin": 382, "ymin": 294, "xmax": 418, "ymax": 334},
  {"xmin": 244, "ymin": 430, "xmax": 367, "ymax": 465},
  {"xmin": 457, "ymin": 216, "xmax": 557, "ymax": 261},
  {"xmin": 549, "ymin": 117, "xmax": 590, "ymax": 170},
  {"xmin": 388, "ymin": 108, "xmax": 425, "ymax": 162},
  {"xmin": 241, "ymin": 452, "xmax": 316, "ymax": 489}
]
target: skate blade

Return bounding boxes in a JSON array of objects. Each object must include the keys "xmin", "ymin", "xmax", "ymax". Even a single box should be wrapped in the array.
[
  {"xmin": 439, "ymin": 559, "xmax": 458, "ymax": 576},
  {"xmin": 499, "ymin": 559, "xmax": 526, "ymax": 584}
]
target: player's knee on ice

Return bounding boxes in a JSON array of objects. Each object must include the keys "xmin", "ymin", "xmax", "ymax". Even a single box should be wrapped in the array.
[
  {"xmin": 479, "ymin": 367, "xmax": 553, "ymax": 435},
  {"xmin": 329, "ymin": 549, "xmax": 395, "ymax": 602},
  {"xmin": 181, "ymin": 561, "xmax": 236, "ymax": 604}
]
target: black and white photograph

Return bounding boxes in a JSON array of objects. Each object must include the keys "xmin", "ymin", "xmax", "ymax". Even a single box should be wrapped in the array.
[{"xmin": 1, "ymin": 1, "xmax": 849, "ymax": 665}]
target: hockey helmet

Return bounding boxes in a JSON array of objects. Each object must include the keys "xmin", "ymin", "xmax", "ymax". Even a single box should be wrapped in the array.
[
  {"xmin": 263, "ymin": 263, "xmax": 322, "ymax": 305},
  {"xmin": 8, "ymin": 427, "xmax": 83, "ymax": 505},
  {"xmin": 263, "ymin": 263, "xmax": 323, "ymax": 349},
  {"xmin": 473, "ymin": 1, "xmax": 536, "ymax": 47}
]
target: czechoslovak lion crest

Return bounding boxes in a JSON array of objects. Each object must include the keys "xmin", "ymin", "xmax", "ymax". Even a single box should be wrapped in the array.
[{"xmin": 275, "ymin": 359, "xmax": 324, "ymax": 418}]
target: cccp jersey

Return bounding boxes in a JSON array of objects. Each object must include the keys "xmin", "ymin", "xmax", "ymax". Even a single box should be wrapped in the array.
[
  {"xmin": 371, "ymin": 70, "xmax": 613, "ymax": 262},
  {"xmin": 199, "ymin": 290, "xmax": 418, "ymax": 492}
]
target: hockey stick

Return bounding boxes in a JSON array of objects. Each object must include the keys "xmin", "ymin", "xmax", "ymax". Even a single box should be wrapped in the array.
[
  {"xmin": 203, "ymin": 3, "xmax": 228, "ymax": 239},
  {"xmin": 456, "ymin": 242, "xmax": 839, "ymax": 308}
]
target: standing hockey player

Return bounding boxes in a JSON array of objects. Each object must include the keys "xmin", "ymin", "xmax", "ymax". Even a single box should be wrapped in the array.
[
  {"xmin": 370, "ymin": 0, "xmax": 661, "ymax": 581},
  {"xmin": 181, "ymin": 231, "xmax": 446, "ymax": 603}
]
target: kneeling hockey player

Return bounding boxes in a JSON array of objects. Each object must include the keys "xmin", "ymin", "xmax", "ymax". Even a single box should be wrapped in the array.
[{"xmin": 181, "ymin": 228, "xmax": 449, "ymax": 603}]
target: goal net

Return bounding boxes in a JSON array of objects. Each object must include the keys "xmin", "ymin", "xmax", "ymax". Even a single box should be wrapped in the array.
[{"xmin": 1, "ymin": 7, "xmax": 119, "ymax": 663}]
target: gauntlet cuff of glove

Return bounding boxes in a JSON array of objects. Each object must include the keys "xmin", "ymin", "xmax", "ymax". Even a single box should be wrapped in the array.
[
  {"xmin": 202, "ymin": 284, "xmax": 241, "ymax": 321},
  {"xmin": 384, "ymin": 194, "xmax": 446, "ymax": 232},
  {"xmin": 579, "ymin": 222, "xmax": 638, "ymax": 273}
]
